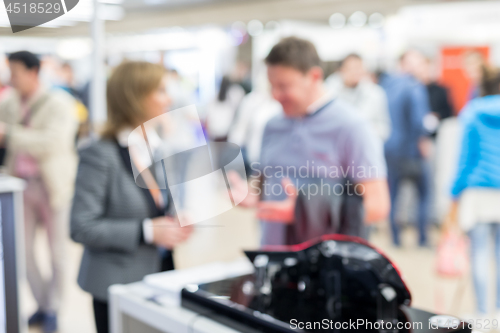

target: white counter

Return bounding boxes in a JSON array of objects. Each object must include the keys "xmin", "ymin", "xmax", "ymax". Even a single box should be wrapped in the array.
[
  {"xmin": 109, "ymin": 282, "xmax": 240, "ymax": 333},
  {"xmin": 108, "ymin": 260, "xmax": 254, "ymax": 333}
]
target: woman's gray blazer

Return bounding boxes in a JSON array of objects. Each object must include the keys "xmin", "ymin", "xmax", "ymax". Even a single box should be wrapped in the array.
[{"xmin": 70, "ymin": 139, "xmax": 161, "ymax": 301}]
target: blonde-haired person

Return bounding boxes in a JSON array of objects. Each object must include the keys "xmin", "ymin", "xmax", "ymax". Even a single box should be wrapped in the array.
[
  {"xmin": 463, "ymin": 51, "xmax": 489, "ymax": 101},
  {"xmin": 71, "ymin": 61, "xmax": 193, "ymax": 333}
]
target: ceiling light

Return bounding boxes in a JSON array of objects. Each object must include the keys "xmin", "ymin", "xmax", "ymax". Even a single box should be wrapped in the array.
[
  {"xmin": 349, "ymin": 11, "xmax": 367, "ymax": 28},
  {"xmin": 56, "ymin": 38, "xmax": 92, "ymax": 59},
  {"xmin": 329, "ymin": 13, "xmax": 346, "ymax": 29},
  {"xmin": 265, "ymin": 21, "xmax": 280, "ymax": 31},
  {"xmin": 231, "ymin": 21, "xmax": 246, "ymax": 33},
  {"xmin": 247, "ymin": 19, "xmax": 264, "ymax": 37},
  {"xmin": 368, "ymin": 12, "xmax": 385, "ymax": 28}
]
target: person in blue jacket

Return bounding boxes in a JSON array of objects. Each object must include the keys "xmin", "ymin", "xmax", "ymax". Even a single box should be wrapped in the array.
[
  {"xmin": 449, "ymin": 67, "xmax": 500, "ymax": 317},
  {"xmin": 378, "ymin": 51, "xmax": 432, "ymax": 247}
]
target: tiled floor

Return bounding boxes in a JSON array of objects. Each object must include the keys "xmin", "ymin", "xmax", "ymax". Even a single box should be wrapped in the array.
[{"xmin": 24, "ymin": 206, "xmax": 494, "ymax": 333}]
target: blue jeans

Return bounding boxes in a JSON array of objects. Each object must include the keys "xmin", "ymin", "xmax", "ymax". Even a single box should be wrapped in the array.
[{"xmin": 469, "ymin": 223, "xmax": 500, "ymax": 314}]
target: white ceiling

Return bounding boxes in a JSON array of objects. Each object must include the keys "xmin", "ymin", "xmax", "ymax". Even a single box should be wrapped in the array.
[
  {"xmin": 121, "ymin": 0, "xmax": 247, "ymax": 10},
  {"xmin": 0, "ymin": 0, "xmax": 495, "ymax": 37}
]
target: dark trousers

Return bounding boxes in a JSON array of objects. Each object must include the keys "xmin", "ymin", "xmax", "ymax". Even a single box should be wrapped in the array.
[
  {"xmin": 92, "ymin": 254, "xmax": 174, "ymax": 333},
  {"xmin": 161, "ymin": 250, "xmax": 175, "ymax": 272},
  {"xmin": 387, "ymin": 158, "xmax": 430, "ymax": 246},
  {"xmin": 93, "ymin": 299, "xmax": 109, "ymax": 333}
]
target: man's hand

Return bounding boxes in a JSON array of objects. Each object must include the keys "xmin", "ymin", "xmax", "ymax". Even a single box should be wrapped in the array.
[
  {"xmin": 227, "ymin": 170, "xmax": 259, "ymax": 208},
  {"xmin": 361, "ymin": 180, "xmax": 390, "ymax": 224},
  {"xmin": 418, "ymin": 137, "xmax": 433, "ymax": 160},
  {"xmin": 151, "ymin": 216, "xmax": 194, "ymax": 249},
  {"xmin": 256, "ymin": 178, "xmax": 298, "ymax": 224}
]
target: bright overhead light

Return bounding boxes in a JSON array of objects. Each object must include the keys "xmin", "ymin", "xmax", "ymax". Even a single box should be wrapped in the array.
[
  {"xmin": 57, "ymin": 38, "xmax": 92, "ymax": 59},
  {"xmin": 231, "ymin": 21, "xmax": 247, "ymax": 33},
  {"xmin": 329, "ymin": 13, "xmax": 346, "ymax": 29},
  {"xmin": 247, "ymin": 19, "xmax": 264, "ymax": 36},
  {"xmin": 369, "ymin": 12, "xmax": 385, "ymax": 28},
  {"xmin": 349, "ymin": 11, "xmax": 367, "ymax": 28},
  {"xmin": 265, "ymin": 21, "xmax": 280, "ymax": 31}
]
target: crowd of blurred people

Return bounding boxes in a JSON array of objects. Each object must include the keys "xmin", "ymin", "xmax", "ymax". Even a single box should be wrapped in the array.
[
  {"xmin": 206, "ymin": 42, "xmax": 500, "ymax": 323},
  {"xmin": 0, "ymin": 35, "xmax": 499, "ymax": 332}
]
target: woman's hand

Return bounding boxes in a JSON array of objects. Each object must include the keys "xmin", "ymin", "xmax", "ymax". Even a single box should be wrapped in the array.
[
  {"xmin": 151, "ymin": 216, "xmax": 194, "ymax": 249},
  {"xmin": 441, "ymin": 201, "xmax": 459, "ymax": 236}
]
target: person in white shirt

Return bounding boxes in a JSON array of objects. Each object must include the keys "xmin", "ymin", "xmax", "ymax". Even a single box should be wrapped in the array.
[
  {"xmin": 326, "ymin": 53, "xmax": 391, "ymax": 141},
  {"xmin": 228, "ymin": 89, "xmax": 282, "ymax": 166},
  {"xmin": 205, "ymin": 76, "xmax": 246, "ymax": 142}
]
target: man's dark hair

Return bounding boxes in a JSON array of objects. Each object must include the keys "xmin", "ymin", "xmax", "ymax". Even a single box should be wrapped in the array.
[
  {"xmin": 265, "ymin": 37, "xmax": 322, "ymax": 73},
  {"xmin": 8, "ymin": 51, "xmax": 40, "ymax": 72},
  {"xmin": 340, "ymin": 53, "xmax": 362, "ymax": 67},
  {"xmin": 480, "ymin": 66, "xmax": 500, "ymax": 97}
]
